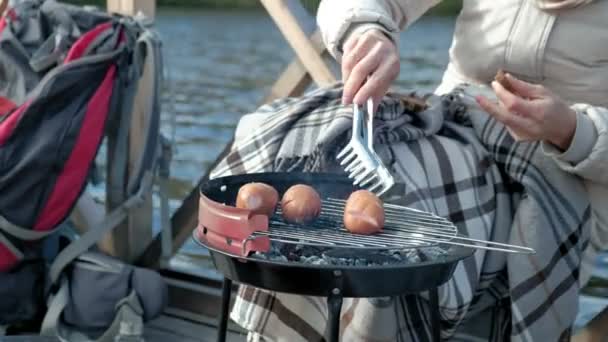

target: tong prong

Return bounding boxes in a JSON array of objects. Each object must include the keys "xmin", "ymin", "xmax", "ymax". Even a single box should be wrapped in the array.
[
  {"xmin": 336, "ymin": 98, "xmax": 395, "ymax": 198},
  {"xmin": 339, "ymin": 150, "xmax": 358, "ymax": 167},
  {"xmin": 354, "ymin": 169, "xmax": 375, "ymax": 186},
  {"xmin": 336, "ymin": 143, "xmax": 353, "ymax": 160},
  {"xmin": 357, "ymin": 172, "xmax": 378, "ymax": 187}
]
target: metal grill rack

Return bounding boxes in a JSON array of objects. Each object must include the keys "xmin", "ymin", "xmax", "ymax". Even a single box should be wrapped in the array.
[{"xmin": 244, "ymin": 198, "xmax": 535, "ymax": 255}]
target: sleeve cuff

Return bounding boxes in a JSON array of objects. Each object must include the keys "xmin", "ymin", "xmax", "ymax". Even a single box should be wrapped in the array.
[
  {"xmin": 323, "ymin": 9, "xmax": 402, "ymax": 63},
  {"xmin": 337, "ymin": 22, "xmax": 398, "ymax": 57},
  {"xmin": 542, "ymin": 106, "xmax": 598, "ymax": 165}
]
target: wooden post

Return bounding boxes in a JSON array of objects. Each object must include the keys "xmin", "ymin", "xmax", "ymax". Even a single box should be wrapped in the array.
[
  {"xmin": 260, "ymin": 0, "xmax": 336, "ymax": 87},
  {"xmin": 0, "ymin": 0, "xmax": 7, "ymax": 17},
  {"xmin": 107, "ymin": 0, "xmax": 155, "ymax": 20},
  {"xmin": 101, "ymin": 0, "xmax": 156, "ymax": 261},
  {"xmin": 262, "ymin": 30, "xmax": 334, "ymax": 103}
]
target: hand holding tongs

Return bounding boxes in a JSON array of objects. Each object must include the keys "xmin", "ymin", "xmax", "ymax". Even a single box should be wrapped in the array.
[{"xmin": 337, "ymin": 98, "xmax": 395, "ymax": 197}]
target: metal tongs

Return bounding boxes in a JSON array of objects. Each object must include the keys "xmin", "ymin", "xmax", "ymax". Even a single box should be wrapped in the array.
[{"xmin": 337, "ymin": 98, "xmax": 395, "ymax": 197}]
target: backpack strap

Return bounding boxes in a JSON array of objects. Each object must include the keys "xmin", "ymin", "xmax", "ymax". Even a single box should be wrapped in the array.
[
  {"xmin": 48, "ymin": 173, "xmax": 153, "ymax": 285},
  {"xmin": 125, "ymin": 26, "xmax": 163, "ymax": 196},
  {"xmin": 40, "ymin": 276, "xmax": 70, "ymax": 337},
  {"xmin": 41, "ymin": 278, "xmax": 144, "ymax": 342},
  {"xmin": 94, "ymin": 292, "xmax": 144, "ymax": 342},
  {"xmin": 0, "ymin": 213, "xmax": 57, "ymax": 269},
  {"xmin": 0, "ymin": 214, "xmax": 59, "ymax": 240}
]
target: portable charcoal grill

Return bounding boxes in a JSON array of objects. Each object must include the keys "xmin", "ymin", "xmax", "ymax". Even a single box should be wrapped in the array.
[{"xmin": 193, "ymin": 172, "xmax": 534, "ymax": 342}]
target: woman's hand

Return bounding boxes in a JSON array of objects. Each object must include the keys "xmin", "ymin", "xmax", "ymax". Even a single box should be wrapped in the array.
[
  {"xmin": 341, "ymin": 28, "xmax": 400, "ymax": 110},
  {"xmin": 476, "ymin": 73, "xmax": 577, "ymax": 151}
]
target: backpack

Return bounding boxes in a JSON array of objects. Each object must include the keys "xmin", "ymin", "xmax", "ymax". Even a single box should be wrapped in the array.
[{"xmin": 0, "ymin": 0, "xmax": 169, "ymax": 339}]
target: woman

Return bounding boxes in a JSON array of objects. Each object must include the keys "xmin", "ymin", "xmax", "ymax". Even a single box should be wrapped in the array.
[
  {"xmin": 316, "ymin": 0, "xmax": 608, "ymax": 339},
  {"xmin": 217, "ymin": 1, "xmax": 608, "ymax": 341},
  {"xmin": 317, "ymin": 0, "xmax": 608, "ymax": 177}
]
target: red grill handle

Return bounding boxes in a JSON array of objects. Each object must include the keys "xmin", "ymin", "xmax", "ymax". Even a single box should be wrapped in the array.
[{"xmin": 197, "ymin": 194, "xmax": 270, "ymax": 256}]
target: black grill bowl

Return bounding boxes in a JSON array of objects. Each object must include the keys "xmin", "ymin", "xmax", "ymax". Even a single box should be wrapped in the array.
[{"xmin": 195, "ymin": 172, "xmax": 474, "ymax": 298}]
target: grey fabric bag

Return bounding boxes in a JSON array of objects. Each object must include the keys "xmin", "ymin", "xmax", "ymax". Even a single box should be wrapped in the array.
[
  {"xmin": 41, "ymin": 251, "xmax": 168, "ymax": 342},
  {"xmin": 0, "ymin": 255, "xmax": 45, "ymax": 330}
]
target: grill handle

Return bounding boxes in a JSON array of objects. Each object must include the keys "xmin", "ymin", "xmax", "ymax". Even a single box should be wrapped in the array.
[{"xmin": 197, "ymin": 195, "xmax": 270, "ymax": 256}]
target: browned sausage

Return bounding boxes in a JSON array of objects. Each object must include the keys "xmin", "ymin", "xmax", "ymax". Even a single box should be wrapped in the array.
[
  {"xmin": 281, "ymin": 184, "xmax": 321, "ymax": 224},
  {"xmin": 236, "ymin": 182, "xmax": 279, "ymax": 217},
  {"xmin": 343, "ymin": 190, "xmax": 385, "ymax": 235},
  {"xmin": 495, "ymin": 69, "xmax": 515, "ymax": 93}
]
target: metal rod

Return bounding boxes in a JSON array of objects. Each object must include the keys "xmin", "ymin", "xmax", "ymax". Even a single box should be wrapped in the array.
[
  {"xmin": 326, "ymin": 291, "xmax": 343, "ymax": 342},
  {"xmin": 251, "ymin": 222, "xmax": 534, "ymax": 254},
  {"xmin": 276, "ymin": 207, "xmax": 458, "ymax": 242},
  {"xmin": 217, "ymin": 277, "xmax": 232, "ymax": 342},
  {"xmin": 429, "ymin": 288, "xmax": 441, "ymax": 342},
  {"xmin": 248, "ymin": 197, "xmax": 536, "ymax": 255},
  {"xmin": 278, "ymin": 206, "xmax": 458, "ymax": 233},
  {"xmin": 322, "ymin": 200, "xmax": 454, "ymax": 225},
  {"xmin": 320, "ymin": 202, "xmax": 458, "ymax": 231},
  {"xmin": 268, "ymin": 223, "xmax": 436, "ymax": 245},
  {"xmin": 327, "ymin": 198, "xmax": 448, "ymax": 217}
]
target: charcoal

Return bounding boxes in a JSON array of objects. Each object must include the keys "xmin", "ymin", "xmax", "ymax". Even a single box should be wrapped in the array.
[{"xmin": 251, "ymin": 242, "xmax": 448, "ymax": 267}]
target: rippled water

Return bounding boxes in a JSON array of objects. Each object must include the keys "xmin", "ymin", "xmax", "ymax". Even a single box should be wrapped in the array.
[{"xmin": 98, "ymin": 8, "xmax": 604, "ymax": 330}]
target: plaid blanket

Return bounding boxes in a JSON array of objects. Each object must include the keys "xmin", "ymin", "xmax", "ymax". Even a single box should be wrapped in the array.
[{"xmin": 210, "ymin": 83, "xmax": 591, "ymax": 341}]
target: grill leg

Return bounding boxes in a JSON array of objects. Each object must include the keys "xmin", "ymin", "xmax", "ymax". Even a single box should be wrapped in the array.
[
  {"xmin": 326, "ymin": 292, "xmax": 343, "ymax": 342},
  {"xmin": 217, "ymin": 277, "xmax": 232, "ymax": 342},
  {"xmin": 429, "ymin": 288, "xmax": 441, "ymax": 342}
]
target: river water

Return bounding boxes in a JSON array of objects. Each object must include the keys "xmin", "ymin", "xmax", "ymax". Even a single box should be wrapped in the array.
[{"xmin": 105, "ymin": 8, "xmax": 606, "ymax": 330}]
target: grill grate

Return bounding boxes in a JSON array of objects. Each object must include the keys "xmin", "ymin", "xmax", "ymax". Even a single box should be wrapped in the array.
[{"xmin": 243, "ymin": 198, "xmax": 535, "ymax": 255}]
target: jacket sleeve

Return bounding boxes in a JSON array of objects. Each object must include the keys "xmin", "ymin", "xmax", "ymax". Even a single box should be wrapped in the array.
[
  {"xmin": 316, "ymin": 0, "xmax": 442, "ymax": 62},
  {"xmin": 542, "ymin": 103, "xmax": 608, "ymax": 186},
  {"xmin": 542, "ymin": 104, "xmax": 608, "ymax": 253}
]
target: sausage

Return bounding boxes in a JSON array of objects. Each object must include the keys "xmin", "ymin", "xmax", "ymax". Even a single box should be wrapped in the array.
[
  {"xmin": 495, "ymin": 69, "xmax": 515, "ymax": 93},
  {"xmin": 281, "ymin": 184, "xmax": 322, "ymax": 224},
  {"xmin": 236, "ymin": 182, "xmax": 279, "ymax": 217},
  {"xmin": 343, "ymin": 190, "xmax": 385, "ymax": 235}
]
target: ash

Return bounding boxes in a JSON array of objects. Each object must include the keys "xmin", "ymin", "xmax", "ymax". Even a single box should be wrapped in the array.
[{"xmin": 251, "ymin": 242, "xmax": 448, "ymax": 266}]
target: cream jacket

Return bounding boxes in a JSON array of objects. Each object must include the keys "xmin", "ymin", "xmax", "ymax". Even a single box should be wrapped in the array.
[{"xmin": 317, "ymin": 0, "xmax": 608, "ymax": 283}]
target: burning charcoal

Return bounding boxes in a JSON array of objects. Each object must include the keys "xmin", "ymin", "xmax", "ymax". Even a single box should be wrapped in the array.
[
  {"xmin": 355, "ymin": 259, "xmax": 367, "ymax": 266},
  {"xmin": 405, "ymin": 250, "xmax": 422, "ymax": 263},
  {"xmin": 287, "ymin": 251, "xmax": 300, "ymax": 261},
  {"xmin": 390, "ymin": 253, "xmax": 403, "ymax": 262},
  {"xmin": 279, "ymin": 243, "xmax": 292, "ymax": 256},
  {"xmin": 421, "ymin": 247, "xmax": 448, "ymax": 261},
  {"xmin": 254, "ymin": 252, "xmax": 267, "ymax": 260}
]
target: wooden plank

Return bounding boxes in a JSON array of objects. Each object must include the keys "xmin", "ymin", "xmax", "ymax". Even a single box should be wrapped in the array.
[
  {"xmin": 260, "ymin": 0, "xmax": 336, "ymax": 86},
  {"xmin": 145, "ymin": 315, "xmax": 246, "ymax": 342},
  {"xmin": 137, "ymin": 139, "xmax": 235, "ymax": 268},
  {"xmin": 0, "ymin": 0, "xmax": 7, "ymax": 17},
  {"xmin": 263, "ymin": 57, "xmax": 312, "ymax": 104},
  {"xmin": 124, "ymin": 54, "xmax": 155, "ymax": 261},
  {"xmin": 107, "ymin": 0, "xmax": 155, "ymax": 20},
  {"xmin": 100, "ymin": 129, "xmax": 129, "ymax": 257},
  {"xmin": 572, "ymin": 307, "xmax": 608, "ymax": 342},
  {"xmin": 262, "ymin": 31, "xmax": 332, "ymax": 103},
  {"xmin": 158, "ymin": 269, "xmax": 247, "ymax": 337}
]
